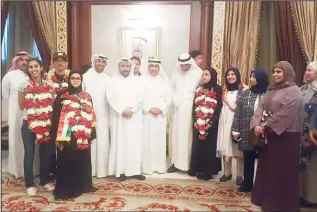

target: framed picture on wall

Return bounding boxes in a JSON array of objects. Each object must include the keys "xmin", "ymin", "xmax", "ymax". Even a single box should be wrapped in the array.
[{"xmin": 119, "ymin": 26, "xmax": 160, "ymax": 60}]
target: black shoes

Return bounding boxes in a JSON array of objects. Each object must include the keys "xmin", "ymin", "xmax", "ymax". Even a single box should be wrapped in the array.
[
  {"xmin": 300, "ymin": 198, "xmax": 317, "ymax": 208},
  {"xmin": 195, "ymin": 172, "xmax": 212, "ymax": 181},
  {"xmin": 90, "ymin": 187, "xmax": 99, "ymax": 192},
  {"xmin": 219, "ymin": 174, "xmax": 232, "ymax": 182},
  {"xmin": 167, "ymin": 164, "xmax": 178, "ymax": 173},
  {"xmin": 118, "ymin": 174, "xmax": 146, "ymax": 181},
  {"xmin": 118, "ymin": 174, "xmax": 127, "ymax": 181},
  {"xmin": 238, "ymin": 185, "xmax": 252, "ymax": 193},
  {"xmin": 134, "ymin": 175, "xmax": 146, "ymax": 181}
]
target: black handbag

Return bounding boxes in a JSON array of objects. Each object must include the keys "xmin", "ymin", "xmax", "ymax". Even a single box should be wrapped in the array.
[{"xmin": 249, "ymin": 130, "xmax": 266, "ymax": 149}]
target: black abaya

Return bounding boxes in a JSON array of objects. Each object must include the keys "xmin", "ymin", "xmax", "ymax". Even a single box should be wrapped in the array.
[
  {"xmin": 189, "ymin": 84, "xmax": 222, "ymax": 178},
  {"xmin": 51, "ymin": 93, "xmax": 96, "ymax": 200}
]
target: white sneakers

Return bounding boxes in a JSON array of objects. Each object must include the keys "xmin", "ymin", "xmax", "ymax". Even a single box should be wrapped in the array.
[
  {"xmin": 26, "ymin": 187, "xmax": 37, "ymax": 196},
  {"xmin": 43, "ymin": 183, "xmax": 55, "ymax": 191},
  {"xmin": 26, "ymin": 183, "xmax": 55, "ymax": 196}
]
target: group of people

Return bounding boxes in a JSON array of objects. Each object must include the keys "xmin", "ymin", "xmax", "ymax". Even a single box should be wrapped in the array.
[{"xmin": 2, "ymin": 49, "xmax": 317, "ymax": 211}]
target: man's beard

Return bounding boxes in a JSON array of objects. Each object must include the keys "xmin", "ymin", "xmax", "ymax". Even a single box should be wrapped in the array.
[{"xmin": 120, "ymin": 70, "xmax": 130, "ymax": 77}]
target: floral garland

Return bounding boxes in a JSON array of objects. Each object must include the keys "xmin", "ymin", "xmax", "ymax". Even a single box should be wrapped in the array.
[
  {"xmin": 24, "ymin": 79, "xmax": 54, "ymax": 143},
  {"xmin": 194, "ymin": 87, "xmax": 218, "ymax": 141},
  {"xmin": 56, "ymin": 91, "xmax": 96, "ymax": 150},
  {"xmin": 44, "ymin": 69, "xmax": 70, "ymax": 94}
]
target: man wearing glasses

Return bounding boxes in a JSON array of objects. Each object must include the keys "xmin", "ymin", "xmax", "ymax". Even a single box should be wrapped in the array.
[{"xmin": 43, "ymin": 52, "xmax": 70, "ymax": 180}]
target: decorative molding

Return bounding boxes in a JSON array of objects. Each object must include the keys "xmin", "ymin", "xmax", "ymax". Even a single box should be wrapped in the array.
[
  {"xmin": 56, "ymin": 1, "xmax": 67, "ymax": 53},
  {"xmin": 211, "ymin": 1, "xmax": 225, "ymax": 85},
  {"xmin": 200, "ymin": 1, "xmax": 213, "ymax": 69},
  {"xmin": 201, "ymin": 1, "xmax": 212, "ymax": 7}
]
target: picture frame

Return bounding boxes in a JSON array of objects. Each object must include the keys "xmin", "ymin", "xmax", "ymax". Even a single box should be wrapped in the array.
[{"xmin": 119, "ymin": 26, "xmax": 160, "ymax": 60}]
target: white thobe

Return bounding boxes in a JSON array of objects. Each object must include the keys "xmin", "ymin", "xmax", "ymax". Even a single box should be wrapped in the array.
[
  {"xmin": 106, "ymin": 75, "xmax": 144, "ymax": 177},
  {"xmin": 1, "ymin": 70, "xmax": 40, "ymax": 178},
  {"xmin": 141, "ymin": 76, "xmax": 172, "ymax": 174},
  {"xmin": 170, "ymin": 69, "xmax": 202, "ymax": 171},
  {"xmin": 139, "ymin": 58, "xmax": 148, "ymax": 75},
  {"xmin": 83, "ymin": 69, "xmax": 111, "ymax": 178},
  {"xmin": 217, "ymin": 90, "xmax": 243, "ymax": 158}
]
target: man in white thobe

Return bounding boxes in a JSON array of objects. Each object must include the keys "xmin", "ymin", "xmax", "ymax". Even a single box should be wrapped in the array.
[
  {"xmin": 1, "ymin": 51, "xmax": 40, "ymax": 178},
  {"xmin": 141, "ymin": 58, "xmax": 172, "ymax": 174},
  {"xmin": 168, "ymin": 53, "xmax": 203, "ymax": 173},
  {"xmin": 83, "ymin": 54, "xmax": 111, "ymax": 178},
  {"xmin": 106, "ymin": 57, "xmax": 145, "ymax": 181}
]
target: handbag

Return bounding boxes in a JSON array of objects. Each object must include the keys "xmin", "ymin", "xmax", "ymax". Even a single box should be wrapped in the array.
[{"xmin": 249, "ymin": 130, "xmax": 266, "ymax": 149}]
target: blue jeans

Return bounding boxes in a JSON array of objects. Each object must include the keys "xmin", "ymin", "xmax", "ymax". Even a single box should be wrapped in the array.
[{"xmin": 21, "ymin": 120, "xmax": 53, "ymax": 188}]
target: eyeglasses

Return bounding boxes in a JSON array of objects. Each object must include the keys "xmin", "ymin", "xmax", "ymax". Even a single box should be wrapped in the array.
[{"xmin": 70, "ymin": 77, "xmax": 81, "ymax": 81}]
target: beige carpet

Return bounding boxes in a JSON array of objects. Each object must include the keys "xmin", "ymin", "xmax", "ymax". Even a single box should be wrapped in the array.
[{"xmin": 2, "ymin": 173, "xmax": 261, "ymax": 211}]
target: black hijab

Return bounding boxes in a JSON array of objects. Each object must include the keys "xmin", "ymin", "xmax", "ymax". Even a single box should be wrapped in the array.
[
  {"xmin": 67, "ymin": 70, "xmax": 83, "ymax": 94},
  {"xmin": 225, "ymin": 67, "xmax": 241, "ymax": 91},
  {"xmin": 250, "ymin": 69, "xmax": 269, "ymax": 93},
  {"xmin": 203, "ymin": 67, "xmax": 218, "ymax": 89}
]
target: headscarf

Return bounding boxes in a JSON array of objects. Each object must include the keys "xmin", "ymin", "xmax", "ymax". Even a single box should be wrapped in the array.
[
  {"xmin": 269, "ymin": 61, "xmax": 296, "ymax": 90},
  {"xmin": 143, "ymin": 58, "xmax": 170, "ymax": 84},
  {"xmin": 8, "ymin": 51, "xmax": 32, "ymax": 71},
  {"xmin": 263, "ymin": 61, "xmax": 297, "ymax": 111},
  {"xmin": 67, "ymin": 70, "xmax": 83, "ymax": 94},
  {"xmin": 113, "ymin": 57, "xmax": 135, "ymax": 78},
  {"xmin": 90, "ymin": 54, "xmax": 108, "ymax": 72},
  {"xmin": 224, "ymin": 67, "xmax": 241, "ymax": 91},
  {"xmin": 203, "ymin": 67, "xmax": 218, "ymax": 89},
  {"xmin": 250, "ymin": 69, "xmax": 269, "ymax": 94},
  {"xmin": 305, "ymin": 61, "xmax": 317, "ymax": 91},
  {"xmin": 173, "ymin": 53, "xmax": 203, "ymax": 76}
]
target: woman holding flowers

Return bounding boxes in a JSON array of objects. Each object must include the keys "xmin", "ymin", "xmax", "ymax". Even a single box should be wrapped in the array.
[
  {"xmin": 52, "ymin": 70, "xmax": 98, "ymax": 200},
  {"xmin": 18, "ymin": 58, "xmax": 55, "ymax": 196},
  {"xmin": 188, "ymin": 68, "xmax": 222, "ymax": 180}
]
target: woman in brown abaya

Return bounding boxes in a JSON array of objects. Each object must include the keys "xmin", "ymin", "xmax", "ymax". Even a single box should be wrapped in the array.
[{"xmin": 250, "ymin": 61, "xmax": 302, "ymax": 212}]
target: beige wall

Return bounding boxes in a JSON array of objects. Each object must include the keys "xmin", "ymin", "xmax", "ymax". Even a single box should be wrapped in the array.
[{"xmin": 91, "ymin": 4, "xmax": 191, "ymax": 78}]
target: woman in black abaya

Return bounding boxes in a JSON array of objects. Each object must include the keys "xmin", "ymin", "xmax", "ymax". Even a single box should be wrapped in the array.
[
  {"xmin": 188, "ymin": 67, "xmax": 222, "ymax": 180},
  {"xmin": 51, "ymin": 70, "xmax": 97, "ymax": 200}
]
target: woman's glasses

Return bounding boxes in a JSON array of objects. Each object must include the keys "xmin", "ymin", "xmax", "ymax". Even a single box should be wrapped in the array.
[{"xmin": 70, "ymin": 77, "xmax": 81, "ymax": 81}]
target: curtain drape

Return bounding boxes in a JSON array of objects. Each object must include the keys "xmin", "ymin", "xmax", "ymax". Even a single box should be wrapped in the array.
[
  {"xmin": 223, "ymin": 1, "xmax": 262, "ymax": 84},
  {"xmin": 1, "ymin": 1, "xmax": 10, "ymax": 41},
  {"xmin": 291, "ymin": 1, "xmax": 317, "ymax": 62},
  {"xmin": 1, "ymin": 2, "xmax": 34, "ymax": 75},
  {"xmin": 24, "ymin": 2, "xmax": 51, "ymax": 70},
  {"xmin": 274, "ymin": 2, "xmax": 307, "ymax": 86},
  {"xmin": 256, "ymin": 1, "xmax": 278, "ymax": 85},
  {"xmin": 32, "ymin": 1, "xmax": 57, "ymax": 54}
]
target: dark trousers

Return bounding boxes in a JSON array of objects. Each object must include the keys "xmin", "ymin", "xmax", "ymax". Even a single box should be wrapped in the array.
[
  {"xmin": 49, "ymin": 149, "xmax": 57, "ymax": 176},
  {"xmin": 243, "ymin": 150, "xmax": 258, "ymax": 189},
  {"xmin": 21, "ymin": 120, "xmax": 53, "ymax": 188}
]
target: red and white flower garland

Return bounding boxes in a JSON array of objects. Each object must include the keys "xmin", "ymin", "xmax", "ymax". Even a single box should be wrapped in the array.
[
  {"xmin": 194, "ymin": 87, "xmax": 218, "ymax": 141},
  {"xmin": 58, "ymin": 92, "xmax": 96, "ymax": 150},
  {"xmin": 44, "ymin": 69, "xmax": 70, "ymax": 94},
  {"xmin": 25, "ymin": 80, "xmax": 54, "ymax": 143}
]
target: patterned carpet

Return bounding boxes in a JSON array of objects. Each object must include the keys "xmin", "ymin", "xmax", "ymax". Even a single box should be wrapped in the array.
[{"xmin": 2, "ymin": 173, "xmax": 261, "ymax": 211}]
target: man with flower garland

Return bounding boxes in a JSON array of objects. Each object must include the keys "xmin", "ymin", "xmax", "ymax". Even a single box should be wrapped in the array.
[
  {"xmin": 106, "ymin": 57, "xmax": 145, "ymax": 181},
  {"xmin": 83, "ymin": 54, "xmax": 111, "ymax": 178},
  {"xmin": 168, "ymin": 53, "xmax": 203, "ymax": 173},
  {"xmin": 44, "ymin": 51, "xmax": 70, "ymax": 179}
]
